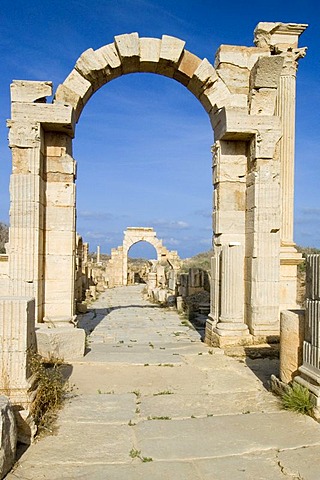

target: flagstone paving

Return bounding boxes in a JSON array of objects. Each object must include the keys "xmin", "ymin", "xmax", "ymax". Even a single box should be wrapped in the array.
[{"xmin": 7, "ymin": 286, "xmax": 320, "ymax": 479}]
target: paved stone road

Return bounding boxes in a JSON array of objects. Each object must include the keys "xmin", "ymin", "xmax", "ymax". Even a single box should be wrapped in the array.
[{"xmin": 7, "ymin": 286, "xmax": 320, "ymax": 479}]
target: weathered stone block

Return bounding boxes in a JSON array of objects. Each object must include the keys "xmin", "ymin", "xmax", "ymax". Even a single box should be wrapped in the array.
[
  {"xmin": 46, "ymin": 182, "xmax": 75, "ymax": 207},
  {"xmin": 11, "ymin": 103, "xmax": 75, "ymax": 136},
  {"xmin": 114, "ymin": 32, "xmax": 140, "ymax": 73},
  {"xmin": 11, "ymin": 80, "xmax": 52, "ymax": 103},
  {"xmin": 7, "ymin": 121, "xmax": 41, "ymax": 149},
  {"xmin": 215, "ymin": 45, "xmax": 269, "ymax": 70},
  {"xmin": 139, "ymin": 37, "xmax": 161, "ymax": 72},
  {"xmin": 200, "ymin": 78, "xmax": 231, "ymax": 112},
  {"xmin": 0, "ymin": 298, "xmax": 36, "ymax": 394},
  {"xmin": 45, "ymin": 230, "xmax": 75, "ymax": 256},
  {"xmin": 97, "ymin": 43, "xmax": 122, "ymax": 70},
  {"xmin": 45, "ymin": 206, "xmax": 75, "ymax": 231},
  {"xmin": 54, "ymin": 69, "xmax": 92, "ymax": 120},
  {"xmin": 0, "ymin": 396, "xmax": 17, "ymax": 479},
  {"xmin": 213, "ymin": 210, "xmax": 245, "ymax": 235},
  {"xmin": 250, "ymin": 56, "xmax": 284, "ymax": 89},
  {"xmin": 36, "ymin": 325, "xmax": 85, "ymax": 360},
  {"xmin": 173, "ymin": 50, "xmax": 202, "ymax": 86},
  {"xmin": 280, "ymin": 310, "xmax": 304, "ymax": 383},
  {"xmin": 159, "ymin": 35, "xmax": 185, "ymax": 69},
  {"xmin": 249, "ymin": 88, "xmax": 277, "ymax": 115},
  {"xmin": 75, "ymin": 48, "xmax": 112, "ymax": 90},
  {"xmin": 216, "ymin": 63, "xmax": 250, "ymax": 95},
  {"xmin": 45, "ymin": 132, "xmax": 72, "ymax": 157},
  {"xmin": 188, "ymin": 58, "xmax": 218, "ymax": 98}
]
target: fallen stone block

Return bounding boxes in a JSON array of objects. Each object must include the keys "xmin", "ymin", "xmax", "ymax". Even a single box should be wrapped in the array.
[
  {"xmin": 36, "ymin": 326, "xmax": 85, "ymax": 361},
  {"xmin": 0, "ymin": 396, "xmax": 17, "ymax": 480}
]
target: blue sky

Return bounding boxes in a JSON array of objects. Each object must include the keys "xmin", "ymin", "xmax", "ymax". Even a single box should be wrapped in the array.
[{"xmin": 0, "ymin": 0, "xmax": 319, "ymax": 258}]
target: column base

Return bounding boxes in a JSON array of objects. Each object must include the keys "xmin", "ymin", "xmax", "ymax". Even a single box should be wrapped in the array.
[
  {"xmin": 43, "ymin": 315, "xmax": 77, "ymax": 327},
  {"xmin": 249, "ymin": 323, "xmax": 280, "ymax": 342},
  {"xmin": 205, "ymin": 318, "xmax": 253, "ymax": 347},
  {"xmin": 280, "ymin": 243, "xmax": 303, "ymax": 310}
]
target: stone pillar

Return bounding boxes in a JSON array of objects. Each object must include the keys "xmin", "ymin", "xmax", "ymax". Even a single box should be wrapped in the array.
[
  {"xmin": 206, "ymin": 139, "xmax": 249, "ymax": 346},
  {"xmin": 97, "ymin": 245, "xmax": 101, "ymax": 265},
  {"xmin": 43, "ymin": 132, "xmax": 76, "ymax": 325},
  {"xmin": 83, "ymin": 242, "xmax": 89, "ymax": 264},
  {"xmin": 280, "ymin": 309, "xmax": 304, "ymax": 383},
  {"xmin": 254, "ymin": 23, "xmax": 307, "ymax": 310},
  {"xmin": 246, "ymin": 158, "xmax": 281, "ymax": 337},
  {"xmin": 7, "ymin": 120, "xmax": 45, "ymax": 323},
  {"xmin": 0, "ymin": 297, "xmax": 36, "ymax": 405}
]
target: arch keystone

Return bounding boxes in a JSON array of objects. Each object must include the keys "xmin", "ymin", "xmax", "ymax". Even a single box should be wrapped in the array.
[
  {"xmin": 139, "ymin": 37, "xmax": 161, "ymax": 72},
  {"xmin": 158, "ymin": 35, "xmax": 185, "ymax": 77},
  {"xmin": 114, "ymin": 33, "xmax": 140, "ymax": 73}
]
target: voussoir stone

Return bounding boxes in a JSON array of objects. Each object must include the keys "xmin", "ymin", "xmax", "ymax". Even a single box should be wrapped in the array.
[
  {"xmin": 188, "ymin": 58, "xmax": 218, "ymax": 98},
  {"xmin": 139, "ymin": 37, "xmax": 161, "ymax": 72},
  {"xmin": 114, "ymin": 33, "xmax": 140, "ymax": 73}
]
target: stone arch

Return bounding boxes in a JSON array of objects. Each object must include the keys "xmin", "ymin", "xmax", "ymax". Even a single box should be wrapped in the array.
[
  {"xmin": 3, "ymin": 24, "xmax": 308, "ymax": 402},
  {"xmin": 54, "ymin": 33, "xmax": 233, "ymax": 124},
  {"xmin": 122, "ymin": 227, "xmax": 174, "ymax": 286}
]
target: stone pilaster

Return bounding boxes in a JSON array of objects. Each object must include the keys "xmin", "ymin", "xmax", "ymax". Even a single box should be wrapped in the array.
[
  {"xmin": 7, "ymin": 121, "xmax": 46, "ymax": 323},
  {"xmin": 246, "ymin": 159, "xmax": 281, "ymax": 336},
  {"xmin": 0, "ymin": 297, "xmax": 36, "ymax": 405}
]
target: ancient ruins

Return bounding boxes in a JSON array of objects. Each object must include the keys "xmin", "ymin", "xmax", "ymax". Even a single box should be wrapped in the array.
[{"xmin": 4, "ymin": 23, "xmax": 320, "ymax": 470}]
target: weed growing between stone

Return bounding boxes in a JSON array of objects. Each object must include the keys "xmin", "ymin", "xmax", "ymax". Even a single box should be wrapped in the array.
[
  {"xmin": 29, "ymin": 353, "xmax": 69, "ymax": 435},
  {"xmin": 281, "ymin": 382, "xmax": 314, "ymax": 416},
  {"xmin": 129, "ymin": 447, "xmax": 153, "ymax": 463}
]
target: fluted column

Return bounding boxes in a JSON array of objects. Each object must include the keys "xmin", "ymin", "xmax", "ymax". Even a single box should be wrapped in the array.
[
  {"xmin": 276, "ymin": 50, "xmax": 306, "ymax": 245},
  {"xmin": 214, "ymin": 243, "xmax": 249, "ymax": 336},
  {"xmin": 7, "ymin": 121, "xmax": 45, "ymax": 323}
]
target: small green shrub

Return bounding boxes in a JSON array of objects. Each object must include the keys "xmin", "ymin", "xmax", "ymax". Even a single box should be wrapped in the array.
[{"xmin": 281, "ymin": 383, "xmax": 313, "ymax": 416}]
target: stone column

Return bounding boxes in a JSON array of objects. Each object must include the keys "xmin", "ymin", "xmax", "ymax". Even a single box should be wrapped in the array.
[
  {"xmin": 214, "ymin": 243, "xmax": 250, "ymax": 339},
  {"xmin": 83, "ymin": 242, "xmax": 89, "ymax": 264},
  {"xmin": 254, "ymin": 23, "xmax": 307, "ymax": 310},
  {"xmin": 277, "ymin": 49, "xmax": 306, "ymax": 309},
  {"xmin": 7, "ymin": 120, "xmax": 45, "ymax": 323},
  {"xmin": 97, "ymin": 245, "xmax": 101, "ymax": 264},
  {"xmin": 276, "ymin": 51, "xmax": 305, "ymax": 245}
]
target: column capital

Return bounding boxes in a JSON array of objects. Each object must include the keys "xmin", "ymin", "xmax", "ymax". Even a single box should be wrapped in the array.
[{"xmin": 280, "ymin": 47, "xmax": 307, "ymax": 76}]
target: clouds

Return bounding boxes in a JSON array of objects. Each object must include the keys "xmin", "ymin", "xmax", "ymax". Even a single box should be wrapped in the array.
[
  {"xmin": 295, "ymin": 208, "xmax": 320, "ymax": 247},
  {"xmin": 0, "ymin": 1, "xmax": 319, "ymax": 258}
]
